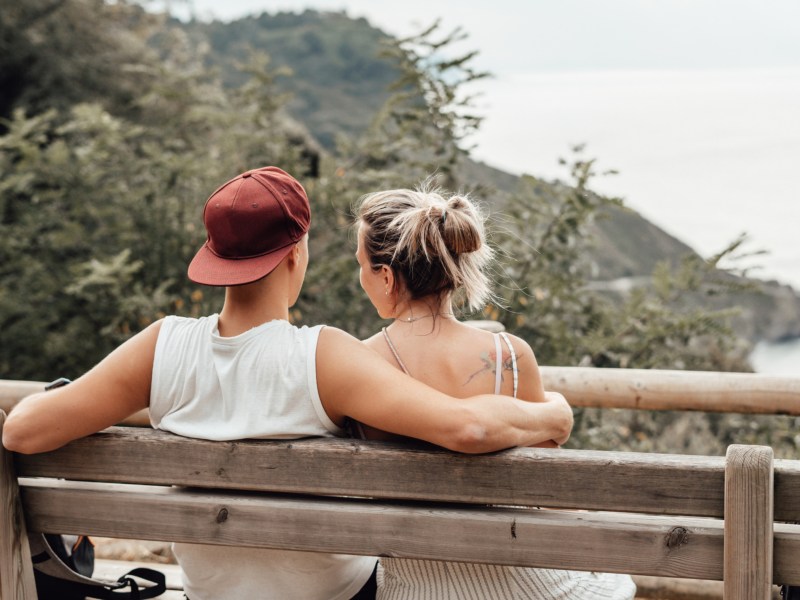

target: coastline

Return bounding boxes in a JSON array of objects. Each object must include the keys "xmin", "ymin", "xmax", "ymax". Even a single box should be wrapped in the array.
[{"xmin": 750, "ymin": 337, "xmax": 800, "ymax": 376}]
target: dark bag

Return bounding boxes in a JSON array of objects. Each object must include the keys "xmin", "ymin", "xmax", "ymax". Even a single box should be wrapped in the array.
[
  {"xmin": 30, "ymin": 378, "xmax": 166, "ymax": 599},
  {"xmin": 782, "ymin": 585, "xmax": 800, "ymax": 600},
  {"xmin": 30, "ymin": 532, "xmax": 166, "ymax": 599}
]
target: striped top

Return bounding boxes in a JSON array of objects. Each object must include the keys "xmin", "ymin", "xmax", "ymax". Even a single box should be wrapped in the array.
[{"xmin": 376, "ymin": 328, "xmax": 637, "ymax": 600}]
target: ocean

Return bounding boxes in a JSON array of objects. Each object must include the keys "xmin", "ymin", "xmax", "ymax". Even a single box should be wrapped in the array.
[
  {"xmin": 473, "ymin": 67, "xmax": 800, "ymax": 289},
  {"xmin": 750, "ymin": 338, "xmax": 800, "ymax": 377},
  {"xmin": 470, "ymin": 67, "xmax": 800, "ymax": 375}
]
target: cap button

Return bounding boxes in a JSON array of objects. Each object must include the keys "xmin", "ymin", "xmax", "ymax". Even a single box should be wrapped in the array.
[{"xmin": 242, "ymin": 172, "xmax": 252, "ymax": 178}]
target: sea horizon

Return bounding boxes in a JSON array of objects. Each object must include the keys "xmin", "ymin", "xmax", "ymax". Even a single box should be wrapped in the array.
[{"xmin": 472, "ymin": 66, "xmax": 800, "ymax": 292}]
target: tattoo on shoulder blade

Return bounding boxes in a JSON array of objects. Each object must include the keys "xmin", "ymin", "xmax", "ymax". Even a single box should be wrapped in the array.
[{"xmin": 463, "ymin": 349, "xmax": 521, "ymax": 386}]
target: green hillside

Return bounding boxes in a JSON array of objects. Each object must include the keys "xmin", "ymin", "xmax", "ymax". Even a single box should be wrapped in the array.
[
  {"xmin": 181, "ymin": 10, "xmax": 398, "ymax": 149},
  {"xmin": 179, "ymin": 11, "xmax": 689, "ymax": 278}
]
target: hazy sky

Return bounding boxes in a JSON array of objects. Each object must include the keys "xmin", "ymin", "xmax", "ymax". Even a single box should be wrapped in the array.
[
  {"xmin": 176, "ymin": 0, "xmax": 800, "ymax": 74},
  {"xmin": 160, "ymin": 1, "xmax": 800, "ymax": 288}
]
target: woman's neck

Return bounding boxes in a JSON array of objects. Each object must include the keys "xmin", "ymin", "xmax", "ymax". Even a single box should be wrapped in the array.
[{"xmin": 392, "ymin": 296, "xmax": 455, "ymax": 324}]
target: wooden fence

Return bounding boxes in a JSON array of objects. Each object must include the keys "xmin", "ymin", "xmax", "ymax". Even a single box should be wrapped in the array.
[{"xmin": 4, "ymin": 367, "xmax": 800, "ymax": 421}]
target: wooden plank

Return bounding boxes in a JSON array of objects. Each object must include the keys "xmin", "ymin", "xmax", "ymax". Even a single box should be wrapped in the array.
[
  {"xmin": 724, "ymin": 445, "xmax": 774, "ymax": 599},
  {"xmin": 631, "ymin": 576, "xmax": 783, "ymax": 600},
  {"xmin": 0, "ymin": 412, "xmax": 37, "ymax": 599},
  {"xmin": 774, "ymin": 459, "xmax": 800, "ymax": 522},
  {"xmin": 0, "ymin": 381, "xmax": 44, "ymax": 415},
  {"xmin": 542, "ymin": 367, "xmax": 800, "ymax": 415},
  {"xmin": 20, "ymin": 481, "xmax": 726, "ymax": 580},
  {"xmin": 774, "ymin": 523, "xmax": 800, "ymax": 585},
  {"xmin": 5, "ymin": 370, "xmax": 800, "ymax": 416},
  {"xmin": 631, "ymin": 575, "xmax": 724, "ymax": 599},
  {"xmin": 15, "ymin": 427, "xmax": 728, "ymax": 516},
  {"xmin": 5, "ymin": 369, "xmax": 800, "ymax": 421}
]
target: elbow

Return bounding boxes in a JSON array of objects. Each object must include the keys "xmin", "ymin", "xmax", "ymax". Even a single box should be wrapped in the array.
[
  {"xmin": 554, "ymin": 403, "xmax": 574, "ymax": 446},
  {"xmin": 3, "ymin": 397, "xmax": 47, "ymax": 454},
  {"xmin": 2, "ymin": 417, "xmax": 35, "ymax": 454},
  {"xmin": 448, "ymin": 413, "xmax": 492, "ymax": 454}
]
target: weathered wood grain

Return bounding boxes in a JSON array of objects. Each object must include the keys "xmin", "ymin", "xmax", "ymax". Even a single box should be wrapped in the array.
[
  {"xmin": 0, "ymin": 381, "xmax": 44, "ymax": 415},
  {"xmin": 774, "ymin": 458, "xmax": 800, "ymax": 522},
  {"xmin": 0, "ymin": 412, "xmax": 37, "ymax": 599},
  {"xmin": 542, "ymin": 367, "xmax": 800, "ymax": 414},
  {"xmin": 774, "ymin": 523, "xmax": 800, "ymax": 585},
  {"xmin": 20, "ymin": 481, "xmax": 725, "ymax": 580},
  {"xmin": 724, "ymin": 445, "xmax": 774, "ymax": 599},
  {"xmin": 15, "ymin": 427, "xmax": 727, "ymax": 516}
]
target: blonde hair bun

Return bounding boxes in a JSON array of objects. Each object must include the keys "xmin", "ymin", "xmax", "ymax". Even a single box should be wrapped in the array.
[
  {"xmin": 356, "ymin": 181, "xmax": 493, "ymax": 312},
  {"xmin": 441, "ymin": 195, "xmax": 482, "ymax": 255}
]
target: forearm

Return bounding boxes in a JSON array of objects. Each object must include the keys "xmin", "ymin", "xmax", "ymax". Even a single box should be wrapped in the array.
[
  {"xmin": 3, "ymin": 391, "xmax": 85, "ymax": 454},
  {"xmin": 460, "ymin": 392, "xmax": 573, "ymax": 452}
]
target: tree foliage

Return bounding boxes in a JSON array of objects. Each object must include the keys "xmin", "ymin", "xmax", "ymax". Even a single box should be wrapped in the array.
[{"xmin": 1, "ymin": 3, "xmax": 785, "ymax": 456}]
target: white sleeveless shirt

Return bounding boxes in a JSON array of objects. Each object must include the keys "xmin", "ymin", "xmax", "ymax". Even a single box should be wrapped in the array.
[{"xmin": 150, "ymin": 315, "xmax": 376, "ymax": 600}]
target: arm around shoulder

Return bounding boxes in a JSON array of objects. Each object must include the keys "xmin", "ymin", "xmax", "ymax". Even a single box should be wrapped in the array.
[
  {"xmin": 316, "ymin": 327, "xmax": 572, "ymax": 453},
  {"xmin": 2, "ymin": 320, "xmax": 163, "ymax": 454}
]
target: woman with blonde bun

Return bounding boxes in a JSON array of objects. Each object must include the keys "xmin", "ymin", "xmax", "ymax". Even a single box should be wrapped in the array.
[{"xmin": 354, "ymin": 183, "xmax": 636, "ymax": 599}]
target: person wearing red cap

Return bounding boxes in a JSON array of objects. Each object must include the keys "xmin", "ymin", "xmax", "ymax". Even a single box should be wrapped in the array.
[{"xmin": 4, "ymin": 167, "xmax": 573, "ymax": 600}]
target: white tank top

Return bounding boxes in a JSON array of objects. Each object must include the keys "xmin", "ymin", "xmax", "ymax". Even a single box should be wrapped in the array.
[{"xmin": 150, "ymin": 315, "xmax": 376, "ymax": 600}]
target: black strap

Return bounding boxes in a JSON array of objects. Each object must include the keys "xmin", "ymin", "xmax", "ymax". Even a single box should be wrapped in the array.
[{"xmin": 94, "ymin": 568, "xmax": 167, "ymax": 599}]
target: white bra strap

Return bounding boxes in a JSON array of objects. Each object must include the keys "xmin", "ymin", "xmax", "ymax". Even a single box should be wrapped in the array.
[
  {"xmin": 499, "ymin": 332, "xmax": 519, "ymax": 398},
  {"xmin": 493, "ymin": 333, "xmax": 502, "ymax": 395}
]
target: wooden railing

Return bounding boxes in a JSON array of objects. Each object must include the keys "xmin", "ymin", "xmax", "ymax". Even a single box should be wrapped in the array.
[
  {"xmin": 4, "ymin": 368, "xmax": 800, "ymax": 420},
  {"xmin": 541, "ymin": 367, "xmax": 800, "ymax": 415}
]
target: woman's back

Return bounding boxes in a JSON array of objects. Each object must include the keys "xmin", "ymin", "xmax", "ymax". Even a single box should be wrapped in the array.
[
  {"xmin": 364, "ymin": 319, "xmax": 528, "ymax": 401},
  {"xmin": 364, "ymin": 318, "xmax": 636, "ymax": 600}
]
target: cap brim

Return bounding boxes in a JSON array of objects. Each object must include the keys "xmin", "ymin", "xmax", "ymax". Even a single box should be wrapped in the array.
[{"xmin": 187, "ymin": 242, "xmax": 295, "ymax": 286}]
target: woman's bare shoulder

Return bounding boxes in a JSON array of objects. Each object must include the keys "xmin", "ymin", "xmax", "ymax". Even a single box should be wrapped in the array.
[
  {"xmin": 362, "ymin": 329, "xmax": 385, "ymax": 349},
  {"xmin": 502, "ymin": 332, "xmax": 538, "ymax": 365}
]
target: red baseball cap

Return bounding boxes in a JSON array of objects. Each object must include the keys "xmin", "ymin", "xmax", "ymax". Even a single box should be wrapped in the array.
[{"xmin": 188, "ymin": 167, "xmax": 311, "ymax": 286}]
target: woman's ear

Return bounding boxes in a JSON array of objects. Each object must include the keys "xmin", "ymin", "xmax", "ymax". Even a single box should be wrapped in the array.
[{"xmin": 381, "ymin": 265, "xmax": 395, "ymax": 296}]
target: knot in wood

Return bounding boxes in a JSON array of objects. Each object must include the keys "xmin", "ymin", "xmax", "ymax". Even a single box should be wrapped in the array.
[
  {"xmin": 664, "ymin": 526, "xmax": 689, "ymax": 550},
  {"xmin": 216, "ymin": 508, "xmax": 229, "ymax": 524}
]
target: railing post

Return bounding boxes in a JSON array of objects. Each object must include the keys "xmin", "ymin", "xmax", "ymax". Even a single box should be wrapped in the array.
[
  {"xmin": 724, "ymin": 444, "xmax": 774, "ymax": 599},
  {"xmin": 0, "ymin": 411, "xmax": 38, "ymax": 599}
]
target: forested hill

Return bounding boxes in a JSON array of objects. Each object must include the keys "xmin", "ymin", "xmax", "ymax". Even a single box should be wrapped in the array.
[
  {"xmin": 180, "ymin": 10, "xmax": 398, "ymax": 149},
  {"xmin": 178, "ymin": 9, "xmax": 800, "ymax": 342},
  {"xmin": 179, "ymin": 9, "xmax": 695, "ymax": 277}
]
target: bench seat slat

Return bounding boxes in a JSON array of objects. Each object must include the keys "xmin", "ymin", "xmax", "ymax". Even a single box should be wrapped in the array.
[
  {"xmin": 21, "ymin": 481, "xmax": 727, "ymax": 581},
  {"xmin": 15, "ymin": 427, "xmax": 729, "ymax": 517}
]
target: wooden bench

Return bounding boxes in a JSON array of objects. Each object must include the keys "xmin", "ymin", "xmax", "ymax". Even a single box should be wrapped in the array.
[{"xmin": 2, "ymin": 412, "xmax": 800, "ymax": 600}]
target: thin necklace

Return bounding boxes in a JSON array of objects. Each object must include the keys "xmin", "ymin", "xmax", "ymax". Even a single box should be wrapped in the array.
[{"xmin": 394, "ymin": 312, "xmax": 455, "ymax": 323}]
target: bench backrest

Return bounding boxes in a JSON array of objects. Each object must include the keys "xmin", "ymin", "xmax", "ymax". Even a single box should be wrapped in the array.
[{"xmin": 3, "ymin": 421, "xmax": 800, "ymax": 600}]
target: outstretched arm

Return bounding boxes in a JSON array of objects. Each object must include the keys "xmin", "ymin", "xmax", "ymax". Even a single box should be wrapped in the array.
[
  {"xmin": 316, "ymin": 327, "xmax": 572, "ymax": 453},
  {"xmin": 2, "ymin": 321, "xmax": 161, "ymax": 454}
]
